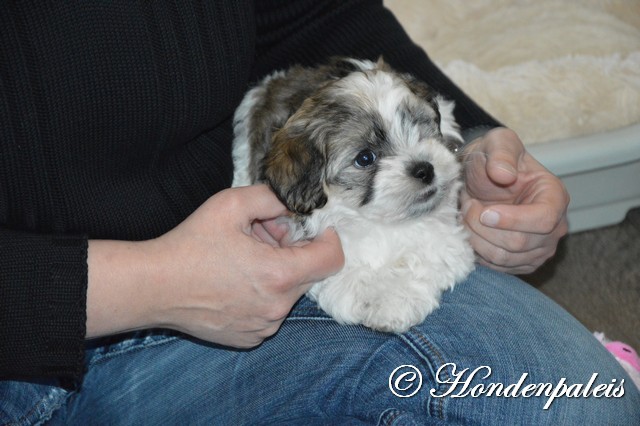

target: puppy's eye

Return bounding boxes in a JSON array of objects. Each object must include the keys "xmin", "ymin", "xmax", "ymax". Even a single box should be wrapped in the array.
[
  {"xmin": 354, "ymin": 149, "xmax": 377, "ymax": 168},
  {"xmin": 444, "ymin": 137, "xmax": 464, "ymax": 154}
]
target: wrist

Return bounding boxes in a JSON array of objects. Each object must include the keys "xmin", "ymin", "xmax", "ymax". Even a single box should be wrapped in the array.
[{"xmin": 86, "ymin": 239, "xmax": 162, "ymax": 338}]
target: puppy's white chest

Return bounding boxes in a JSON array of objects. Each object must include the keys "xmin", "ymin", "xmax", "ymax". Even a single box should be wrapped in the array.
[
  {"xmin": 338, "ymin": 221, "xmax": 420, "ymax": 268},
  {"xmin": 306, "ymin": 209, "xmax": 475, "ymax": 333}
]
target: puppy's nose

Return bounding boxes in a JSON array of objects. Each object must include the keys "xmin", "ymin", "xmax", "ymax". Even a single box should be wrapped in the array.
[{"xmin": 411, "ymin": 162, "xmax": 435, "ymax": 184}]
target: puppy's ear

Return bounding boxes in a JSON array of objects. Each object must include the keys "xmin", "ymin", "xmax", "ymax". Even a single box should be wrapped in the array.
[
  {"xmin": 402, "ymin": 76, "xmax": 465, "ymax": 148},
  {"xmin": 375, "ymin": 55, "xmax": 394, "ymax": 72},
  {"xmin": 435, "ymin": 96, "xmax": 464, "ymax": 154},
  {"xmin": 264, "ymin": 128, "xmax": 327, "ymax": 215},
  {"xmin": 326, "ymin": 56, "xmax": 363, "ymax": 80},
  {"xmin": 326, "ymin": 56, "xmax": 386, "ymax": 79}
]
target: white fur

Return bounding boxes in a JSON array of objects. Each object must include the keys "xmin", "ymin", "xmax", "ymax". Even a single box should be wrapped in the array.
[
  {"xmin": 232, "ymin": 70, "xmax": 286, "ymax": 187},
  {"xmin": 436, "ymin": 95, "xmax": 464, "ymax": 143},
  {"xmin": 232, "ymin": 59, "xmax": 475, "ymax": 333},
  {"xmin": 302, "ymin": 185, "xmax": 474, "ymax": 332}
]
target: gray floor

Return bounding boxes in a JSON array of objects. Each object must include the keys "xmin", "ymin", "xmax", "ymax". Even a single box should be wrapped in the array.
[{"xmin": 522, "ymin": 207, "xmax": 640, "ymax": 350}]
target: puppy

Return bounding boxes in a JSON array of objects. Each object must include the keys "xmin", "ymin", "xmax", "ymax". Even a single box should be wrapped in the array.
[{"xmin": 232, "ymin": 58, "xmax": 475, "ymax": 333}]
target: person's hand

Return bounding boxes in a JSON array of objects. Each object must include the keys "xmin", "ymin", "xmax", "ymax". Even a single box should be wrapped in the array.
[
  {"xmin": 460, "ymin": 127, "xmax": 569, "ymax": 274},
  {"xmin": 86, "ymin": 185, "xmax": 344, "ymax": 348}
]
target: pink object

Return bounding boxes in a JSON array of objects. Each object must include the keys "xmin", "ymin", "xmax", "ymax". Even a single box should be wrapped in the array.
[{"xmin": 605, "ymin": 341, "xmax": 640, "ymax": 372}]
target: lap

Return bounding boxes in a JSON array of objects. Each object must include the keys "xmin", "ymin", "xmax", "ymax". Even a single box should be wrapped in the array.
[{"xmin": 2, "ymin": 267, "xmax": 638, "ymax": 425}]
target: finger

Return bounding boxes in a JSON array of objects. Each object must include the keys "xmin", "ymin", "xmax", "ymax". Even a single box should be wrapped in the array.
[
  {"xmin": 481, "ymin": 203, "xmax": 568, "ymax": 236},
  {"xmin": 478, "ymin": 178, "xmax": 568, "ymax": 235},
  {"xmin": 464, "ymin": 198, "xmax": 544, "ymax": 252},
  {"xmin": 468, "ymin": 232, "xmax": 552, "ymax": 274},
  {"xmin": 244, "ymin": 185, "xmax": 289, "ymax": 219},
  {"xmin": 284, "ymin": 228, "xmax": 345, "ymax": 289},
  {"xmin": 251, "ymin": 221, "xmax": 281, "ymax": 247},
  {"xmin": 481, "ymin": 128, "xmax": 524, "ymax": 186},
  {"xmin": 251, "ymin": 218, "xmax": 291, "ymax": 246},
  {"xmin": 475, "ymin": 258, "xmax": 539, "ymax": 276},
  {"xmin": 488, "ymin": 173, "xmax": 568, "ymax": 235},
  {"xmin": 260, "ymin": 218, "xmax": 292, "ymax": 243},
  {"xmin": 230, "ymin": 184, "xmax": 289, "ymax": 222}
]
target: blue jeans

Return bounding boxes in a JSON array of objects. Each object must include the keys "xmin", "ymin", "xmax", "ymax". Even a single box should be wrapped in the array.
[{"xmin": 2, "ymin": 266, "xmax": 639, "ymax": 425}]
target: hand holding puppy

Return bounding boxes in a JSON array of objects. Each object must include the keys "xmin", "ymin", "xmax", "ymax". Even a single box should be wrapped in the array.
[
  {"xmin": 86, "ymin": 185, "xmax": 344, "ymax": 348},
  {"xmin": 461, "ymin": 127, "xmax": 570, "ymax": 274}
]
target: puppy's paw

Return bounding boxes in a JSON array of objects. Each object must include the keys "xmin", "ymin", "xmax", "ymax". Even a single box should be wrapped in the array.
[
  {"xmin": 312, "ymin": 273, "xmax": 447, "ymax": 333},
  {"xmin": 357, "ymin": 292, "xmax": 440, "ymax": 333}
]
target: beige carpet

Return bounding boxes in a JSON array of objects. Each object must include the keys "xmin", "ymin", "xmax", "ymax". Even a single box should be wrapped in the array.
[{"xmin": 523, "ymin": 207, "xmax": 640, "ymax": 350}]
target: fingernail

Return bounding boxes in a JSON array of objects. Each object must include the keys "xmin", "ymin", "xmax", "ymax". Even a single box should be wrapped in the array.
[{"xmin": 480, "ymin": 209, "xmax": 500, "ymax": 227}]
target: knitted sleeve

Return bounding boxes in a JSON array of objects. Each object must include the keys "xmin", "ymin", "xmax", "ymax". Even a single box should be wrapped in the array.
[
  {"xmin": 253, "ymin": 0, "xmax": 501, "ymax": 137},
  {"xmin": 0, "ymin": 228, "xmax": 88, "ymax": 385}
]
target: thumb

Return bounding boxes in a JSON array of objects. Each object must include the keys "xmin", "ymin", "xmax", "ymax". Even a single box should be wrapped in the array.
[
  {"xmin": 483, "ymin": 128, "xmax": 523, "ymax": 186},
  {"xmin": 223, "ymin": 185, "xmax": 289, "ymax": 229},
  {"xmin": 286, "ymin": 228, "xmax": 344, "ymax": 287},
  {"xmin": 243, "ymin": 184, "xmax": 289, "ymax": 220}
]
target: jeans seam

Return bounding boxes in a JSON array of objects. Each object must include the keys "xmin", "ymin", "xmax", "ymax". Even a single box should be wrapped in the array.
[
  {"xmin": 397, "ymin": 329, "xmax": 452, "ymax": 421},
  {"xmin": 378, "ymin": 408, "xmax": 401, "ymax": 425},
  {"xmin": 289, "ymin": 310, "xmax": 452, "ymax": 421},
  {"xmin": 285, "ymin": 316, "xmax": 333, "ymax": 323},
  {"xmin": 4, "ymin": 386, "xmax": 70, "ymax": 426},
  {"xmin": 87, "ymin": 334, "xmax": 181, "ymax": 366}
]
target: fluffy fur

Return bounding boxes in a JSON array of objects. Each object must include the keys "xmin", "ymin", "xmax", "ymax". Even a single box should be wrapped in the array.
[
  {"xmin": 385, "ymin": 0, "xmax": 640, "ymax": 144},
  {"xmin": 232, "ymin": 58, "xmax": 475, "ymax": 332}
]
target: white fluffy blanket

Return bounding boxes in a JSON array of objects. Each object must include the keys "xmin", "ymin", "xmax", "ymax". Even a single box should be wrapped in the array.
[{"xmin": 385, "ymin": 0, "xmax": 640, "ymax": 144}]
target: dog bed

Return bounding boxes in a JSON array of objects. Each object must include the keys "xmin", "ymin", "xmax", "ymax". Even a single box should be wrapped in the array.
[{"xmin": 385, "ymin": 0, "xmax": 640, "ymax": 232}]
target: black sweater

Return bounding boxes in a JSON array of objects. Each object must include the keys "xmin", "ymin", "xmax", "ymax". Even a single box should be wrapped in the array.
[{"xmin": 0, "ymin": 0, "xmax": 499, "ymax": 384}]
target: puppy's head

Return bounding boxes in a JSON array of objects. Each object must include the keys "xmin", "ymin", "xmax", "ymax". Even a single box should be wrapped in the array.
[{"xmin": 264, "ymin": 58, "xmax": 464, "ymax": 221}]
